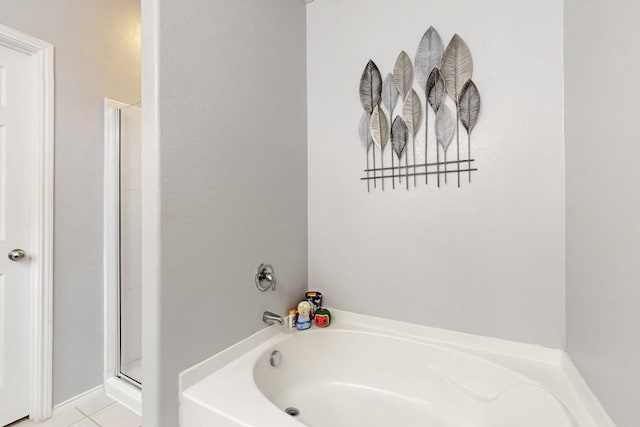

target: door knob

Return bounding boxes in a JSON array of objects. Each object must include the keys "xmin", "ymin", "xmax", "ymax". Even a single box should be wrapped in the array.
[{"xmin": 8, "ymin": 249, "xmax": 26, "ymax": 262}]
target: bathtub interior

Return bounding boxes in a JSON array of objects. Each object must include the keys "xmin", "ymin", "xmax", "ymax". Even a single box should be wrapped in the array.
[{"xmin": 253, "ymin": 329, "xmax": 579, "ymax": 427}]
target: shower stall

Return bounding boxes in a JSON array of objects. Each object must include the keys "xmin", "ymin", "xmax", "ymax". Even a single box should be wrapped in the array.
[{"xmin": 104, "ymin": 99, "xmax": 142, "ymax": 412}]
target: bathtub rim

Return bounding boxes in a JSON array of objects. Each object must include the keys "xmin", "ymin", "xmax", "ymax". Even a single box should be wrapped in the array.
[{"xmin": 179, "ymin": 308, "xmax": 615, "ymax": 427}]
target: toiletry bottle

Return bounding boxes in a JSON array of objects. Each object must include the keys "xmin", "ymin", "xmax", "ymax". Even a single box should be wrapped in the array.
[{"xmin": 288, "ymin": 309, "xmax": 296, "ymax": 329}]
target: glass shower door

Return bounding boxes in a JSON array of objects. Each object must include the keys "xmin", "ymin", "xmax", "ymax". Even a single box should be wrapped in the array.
[{"xmin": 118, "ymin": 105, "xmax": 142, "ymax": 385}]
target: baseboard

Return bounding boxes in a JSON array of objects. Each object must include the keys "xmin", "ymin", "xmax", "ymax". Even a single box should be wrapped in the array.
[
  {"xmin": 52, "ymin": 385, "xmax": 103, "ymax": 415},
  {"xmin": 560, "ymin": 353, "xmax": 616, "ymax": 427},
  {"xmin": 104, "ymin": 377, "xmax": 141, "ymax": 416}
]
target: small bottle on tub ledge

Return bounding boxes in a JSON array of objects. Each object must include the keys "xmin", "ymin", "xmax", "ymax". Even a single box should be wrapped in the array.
[{"xmin": 288, "ymin": 309, "xmax": 296, "ymax": 329}]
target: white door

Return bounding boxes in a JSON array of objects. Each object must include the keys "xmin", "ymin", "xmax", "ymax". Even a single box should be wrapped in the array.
[{"xmin": 0, "ymin": 43, "xmax": 34, "ymax": 425}]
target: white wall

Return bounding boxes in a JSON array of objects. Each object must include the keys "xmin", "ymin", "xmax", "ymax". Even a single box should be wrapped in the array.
[
  {"xmin": 142, "ymin": 0, "xmax": 308, "ymax": 425},
  {"xmin": 565, "ymin": 1, "xmax": 640, "ymax": 426},
  {"xmin": 0, "ymin": 0, "xmax": 141, "ymax": 404},
  {"xmin": 307, "ymin": 0, "xmax": 566, "ymax": 348}
]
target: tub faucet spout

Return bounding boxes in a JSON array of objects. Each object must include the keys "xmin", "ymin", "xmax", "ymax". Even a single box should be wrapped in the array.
[{"xmin": 262, "ymin": 311, "xmax": 284, "ymax": 326}]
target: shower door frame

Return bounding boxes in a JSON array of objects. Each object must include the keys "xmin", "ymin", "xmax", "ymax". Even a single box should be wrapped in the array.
[{"xmin": 103, "ymin": 98, "xmax": 142, "ymax": 415}]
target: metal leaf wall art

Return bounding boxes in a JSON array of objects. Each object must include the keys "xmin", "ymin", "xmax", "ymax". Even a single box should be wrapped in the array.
[
  {"xmin": 441, "ymin": 34, "xmax": 473, "ymax": 187},
  {"xmin": 359, "ymin": 60, "xmax": 383, "ymax": 190},
  {"xmin": 359, "ymin": 112, "xmax": 374, "ymax": 191},
  {"xmin": 359, "ymin": 60, "xmax": 382, "ymax": 114},
  {"xmin": 391, "ymin": 116, "xmax": 408, "ymax": 190},
  {"xmin": 436, "ymin": 105, "xmax": 455, "ymax": 184},
  {"xmin": 459, "ymin": 80, "xmax": 481, "ymax": 182},
  {"xmin": 383, "ymin": 73, "xmax": 399, "ymax": 187},
  {"xmin": 370, "ymin": 105, "xmax": 389, "ymax": 190},
  {"xmin": 403, "ymin": 89, "xmax": 422, "ymax": 187},
  {"xmin": 357, "ymin": 28, "xmax": 481, "ymax": 192},
  {"xmin": 393, "ymin": 51, "xmax": 414, "ymax": 99},
  {"xmin": 426, "ymin": 68, "xmax": 446, "ymax": 186},
  {"xmin": 415, "ymin": 27, "xmax": 444, "ymax": 185}
]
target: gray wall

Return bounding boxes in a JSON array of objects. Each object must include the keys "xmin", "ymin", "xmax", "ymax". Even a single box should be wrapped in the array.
[
  {"xmin": 565, "ymin": 1, "xmax": 640, "ymax": 426},
  {"xmin": 142, "ymin": 0, "xmax": 308, "ymax": 425},
  {"xmin": 307, "ymin": 0, "xmax": 566, "ymax": 348},
  {"xmin": 0, "ymin": 0, "xmax": 141, "ymax": 404}
]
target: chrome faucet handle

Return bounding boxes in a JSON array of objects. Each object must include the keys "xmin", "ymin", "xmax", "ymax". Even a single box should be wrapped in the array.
[{"xmin": 255, "ymin": 263, "xmax": 276, "ymax": 291}]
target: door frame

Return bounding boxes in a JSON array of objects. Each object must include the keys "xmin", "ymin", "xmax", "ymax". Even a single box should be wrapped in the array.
[
  {"xmin": 0, "ymin": 25, "xmax": 54, "ymax": 421},
  {"xmin": 103, "ymin": 98, "xmax": 142, "ymax": 415}
]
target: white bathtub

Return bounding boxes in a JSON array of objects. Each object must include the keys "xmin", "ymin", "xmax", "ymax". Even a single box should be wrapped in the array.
[{"xmin": 180, "ymin": 310, "xmax": 614, "ymax": 427}]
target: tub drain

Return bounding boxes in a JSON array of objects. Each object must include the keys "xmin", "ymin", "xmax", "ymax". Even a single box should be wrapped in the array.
[{"xmin": 285, "ymin": 407, "xmax": 300, "ymax": 417}]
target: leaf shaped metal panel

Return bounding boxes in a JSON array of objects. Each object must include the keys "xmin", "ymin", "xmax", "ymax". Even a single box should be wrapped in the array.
[
  {"xmin": 382, "ymin": 72, "xmax": 399, "ymax": 116},
  {"xmin": 370, "ymin": 105, "xmax": 389, "ymax": 150},
  {"xmin": 426, "ymin": 68, "xmax": 446, "ymax": 113},
  {"xmin": 459, "ymin": 80, "xmax": 481, "ymax": 134},
  {"xmin": 391, "ymin": 116, "xmax": 408, "ymax": 159},
  {"xmin": 359, "ymin": 60, "xmax": 382, "ymax": 114},
  {"xmin": 435, "ymin": 105, "xmax": 455, "ymax": 152},
  {"xmin": 441, "ymin": 34, "xmax": 473, "ymax": 102},
  {"xmin": 402, "ymin": 89, "xmax": 422, "ymax": 138},
  {"xmin": 415, "ymin": 27, "xmax": 444, "ymax": 92},
  {"xmin": 359, "ymin": 112, "xmax": 373, "ymax": 152},
  {"xmin": 393, "ymin": 51, "xmax": 414, "ymax": 98}
]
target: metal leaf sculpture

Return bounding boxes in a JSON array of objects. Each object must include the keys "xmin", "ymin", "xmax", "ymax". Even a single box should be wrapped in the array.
[
  {"xmin": 359, "ymin": 60, "xmax": 382, "ymax": 114},
  {"xmin": 441, "ymin": 35, "xmax": 473, "ymax": 102},
  {"xmin": 359, "ymin": 112, "xmax": 374, "ymax": 151},
  {"xmin": 391, "ymin": 116, "xmax": 408, "ymax": 189},
  {"xmin": 403, "ymin": 89, "xmax": 422, "ymax": 187},
  {"xmin": 370, "ymin": 105, "xmax": 389, "ymax": 190},
  {"xmin": 435, "ymin": 105, "xmax": 455, "ymax": 185},
  {"xmin": 391, "ymin": 117, "xmax": 408, "ymax": 161},
  {"xmin": 382, "ymin": 73, "xmax": 399, "ymax": 189},
  {"xmin": 415, "ymin": 27, "xmax": 444, "ymax": 92},
  {"xmin": 359, "ymin": 60, "xmax": 382, "ymax": 190},
  {"xmin": 459, "ymin": 80, "xmax": 480, "ymax": 134},
  {"xmin": 370, "ymin": 105, "xmax": 388, "ymax": 150},
  {"xmin": 382, "ymin": 73, "xmax": 399, "ymax": 118},
  {"xmin": 426, "ymin": 68, "xmax": 446, "ymax": 113},
  {"xmin": 441, "ymin": 34, "xmax": 473, "ymax": 187},
  {"xmin": 459, "ymin": 80, "xmax": 481, "ymax": 182},
  {"xmin": 416, "ymin": 28, "xmax": 444, "ymax": 186},
  {"xmin": 393, "ymin": 51, "xmax": 413, "ymax": 98},
  {"xmin": 403, "ymin": 89, "xmax": 422, "ymax": 138},
  {"xmin": 359, "ymin": 112, "xmax": 373, "ymax": 191}
]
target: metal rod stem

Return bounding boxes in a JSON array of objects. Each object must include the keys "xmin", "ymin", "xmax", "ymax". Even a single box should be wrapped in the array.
[
  {"xmin": 380, "ymin": 145, "xmax": 385, "ymax": 191},
  {"xmin": 436, "ymin": 143, "xmax": 440, "ymax": 188},
  {"xmin": 391, "ymin": 150, "xmax": 395, "ymax": 189},
  {"xmin": 365, "ymin": 150, "xmax": 370, "ymax": 192},
  {"xmin": 455, "ymin": 101, "xmax": 460, "ymax": 188},
  {"xmin": 444, "ymin": 152, "xmax": 448, "ymax": 184},
  {"xmin": 360, "ymin": 167, "xmax": 477, "ymax": 181},
  {"xmin": 405, "ymin": 150, "xmax": 409, "ymax": 190},
  {"xmin": 424, "ymin": 105, "xmax": 428, "ymax": 185},
  {"xmin": 412, "ymin": 136, "xmax": 417, "ymax": 187},
  {"xmin": 364, "ymin": 158, "xmax": 474, "ymax": 173},
  {"xmin": 372, "ymin": 139, "xmax": 377, "ymax": 188},
  {"xmin": 468, "ymin": 133, "xmax": 472, "ymax": 183}
]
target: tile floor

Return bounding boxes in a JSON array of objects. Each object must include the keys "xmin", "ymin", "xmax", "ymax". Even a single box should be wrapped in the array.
[{"xmin": 10, "ymin": 393, "xmax": 141, "ymax": 427}]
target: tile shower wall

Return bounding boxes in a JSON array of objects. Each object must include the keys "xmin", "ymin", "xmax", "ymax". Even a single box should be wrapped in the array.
[
  {"xmin": 565, "ymin": 1, "xmax": 640, "ymax": 425},
  {"xmin": 307, "ymin": 0, "xmax": 566, "ymax": 348}
]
